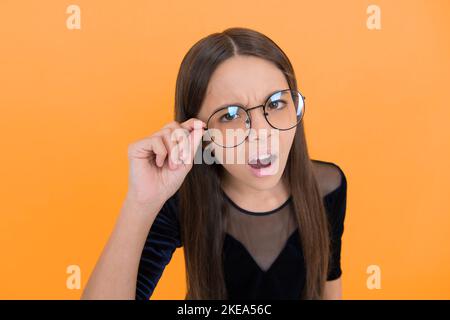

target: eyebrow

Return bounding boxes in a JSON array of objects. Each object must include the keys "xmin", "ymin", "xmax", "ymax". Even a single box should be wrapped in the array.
[{"xmin": 210, "ymin": 88, "xmax": 289, "ymax": 114}]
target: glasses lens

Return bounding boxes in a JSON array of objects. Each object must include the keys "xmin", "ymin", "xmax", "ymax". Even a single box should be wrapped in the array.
[
  {"xmin": 207, "ymin": 105, "xmax": 250, "ymax": 147},
  {"xmin": 264, "ymin": 90, "xmax": 304, "ymax": 130}
]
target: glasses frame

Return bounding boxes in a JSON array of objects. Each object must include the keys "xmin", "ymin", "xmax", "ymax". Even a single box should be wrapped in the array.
[{"xmin": 204, "ymin": 88, "xmax": 306, "ymax": 148}]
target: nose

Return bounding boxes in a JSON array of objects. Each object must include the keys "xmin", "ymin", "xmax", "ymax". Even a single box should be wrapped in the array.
[{"xmin": 247, "ymin": 105, "xmax": 272, "ymax": 142}]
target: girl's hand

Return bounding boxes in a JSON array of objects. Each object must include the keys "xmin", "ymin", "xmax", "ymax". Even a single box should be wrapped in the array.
[{"xmin": 125, "ymin": 118, "xmax": 205, "ymax": 209}]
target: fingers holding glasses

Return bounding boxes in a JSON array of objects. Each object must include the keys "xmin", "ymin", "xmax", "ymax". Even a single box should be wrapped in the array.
[{"xmin": 153, "ymin": 119, "xmax": 206, "ymax": 170}]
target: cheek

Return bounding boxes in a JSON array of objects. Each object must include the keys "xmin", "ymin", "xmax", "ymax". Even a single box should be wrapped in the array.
[
  {"xmin": 278, "ymin": 131, "xmax": 296, "ymax": 159},
  {"xmin": 221, "ymin": 162, "xmax": 245, "ymax": 178},
  {"xmin": 214, "ymin": 143, "xmax": 252, "ymax": 177},
  {"xmin": 212, "ymin": 142, "xmax": 248, "ymax": 163}
]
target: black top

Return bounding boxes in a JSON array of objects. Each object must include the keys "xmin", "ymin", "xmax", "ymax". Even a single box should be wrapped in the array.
[{"xmin": 135, "ymin": 160, "xmax": 347, "ymax": 300}]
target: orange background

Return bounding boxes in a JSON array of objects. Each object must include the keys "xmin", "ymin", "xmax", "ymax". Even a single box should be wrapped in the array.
[{"xmin": 0, "ymin": 0, "xmax": 449, "ymax": 299}]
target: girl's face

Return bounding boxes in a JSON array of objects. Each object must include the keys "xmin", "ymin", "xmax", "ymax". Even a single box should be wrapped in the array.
[{"xmin": 197, "ymin": 55, "xmax": 297, "ymax": 191}]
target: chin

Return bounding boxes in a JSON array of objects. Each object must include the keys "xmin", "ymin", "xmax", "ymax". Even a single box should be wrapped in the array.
[{"xmin": 242, "ymin": 169, "xmax": 285, "ymax": 191}]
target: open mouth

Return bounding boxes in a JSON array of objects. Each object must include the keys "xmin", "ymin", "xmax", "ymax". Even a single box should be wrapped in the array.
[{"xmin": 248, "ymin": 153, "xmax": 276, "ymax": 169}]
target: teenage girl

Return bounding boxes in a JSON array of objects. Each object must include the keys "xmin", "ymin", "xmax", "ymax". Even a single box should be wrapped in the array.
[{"xmin": 82, "ymin": 27, "xmax": 347, "ymax": 300}]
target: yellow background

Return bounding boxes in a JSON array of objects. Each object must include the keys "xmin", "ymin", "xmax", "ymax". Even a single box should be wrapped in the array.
[{"xmin": 0, "ymin": 0, "xmax": 449, "ymax": 299}]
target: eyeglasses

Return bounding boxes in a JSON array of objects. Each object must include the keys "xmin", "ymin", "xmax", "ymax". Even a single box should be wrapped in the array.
[{"xmin": 205, "ymin": 89, "xmax": 305, "ymax": 148}]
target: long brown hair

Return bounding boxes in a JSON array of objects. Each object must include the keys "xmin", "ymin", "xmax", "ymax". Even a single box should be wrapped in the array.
[{"xmin": 175, "ymin": 27, "xmax": 330, "ymax": 299}]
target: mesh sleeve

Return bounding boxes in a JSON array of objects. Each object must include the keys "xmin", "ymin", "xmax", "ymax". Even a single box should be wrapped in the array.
[{"xmin": 325, "ymin": 164, "xmax": 347, "ymax": 281}]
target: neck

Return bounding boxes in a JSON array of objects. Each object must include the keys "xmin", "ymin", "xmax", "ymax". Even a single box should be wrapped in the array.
[{"xmin": 221, "ymin": 173, "xmax": 290, "ymax": 213}]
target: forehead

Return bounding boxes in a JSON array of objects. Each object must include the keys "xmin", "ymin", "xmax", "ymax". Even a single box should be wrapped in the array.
[{"xmin": 199, "ymin": 55, "xmax": 289, "ymax": 116}]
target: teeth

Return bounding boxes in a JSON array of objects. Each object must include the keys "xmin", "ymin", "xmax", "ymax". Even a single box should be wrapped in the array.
[{"xmin": 249, "ymin": 153, "xmax": 272, "ymax": 165}]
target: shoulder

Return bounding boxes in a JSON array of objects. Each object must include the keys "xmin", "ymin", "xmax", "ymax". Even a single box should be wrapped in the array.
[
  {"xmin": 311, "ymin": 159, "xmax": 348, "ymax": 237},
  {"xmin": 145, "ymin": 190, "xmax": 182, "ymax": 246},
  {"xmin": 311, "ymin": 159, "xmax": 347, "ymax": 199},
  {"xmin": 162, "ymin": 190, "xmax": 181, "ymax": 217},
  {"xmin": 311, "ymin": 160, "xmax": 348, "ymax": 281}
]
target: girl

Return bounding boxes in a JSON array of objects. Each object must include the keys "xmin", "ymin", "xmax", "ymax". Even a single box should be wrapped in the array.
[{"xmin": 82, "ymin": 27, "xmax": 347, "ymax": 300}]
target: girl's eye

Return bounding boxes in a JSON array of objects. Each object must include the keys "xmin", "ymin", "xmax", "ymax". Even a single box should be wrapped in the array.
[
  {"xmin": 220, "ymin": 112, "xmax": 240, "ymax": 122},
  {"xmin": 268, "ymin": 100, "xmax": 287, "ymax": 110}
]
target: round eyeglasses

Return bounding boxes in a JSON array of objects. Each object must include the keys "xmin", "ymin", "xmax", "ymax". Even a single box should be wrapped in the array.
[{"xmin": 205, "ymin": 89, "xmax": 305, "ymax": 148}]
